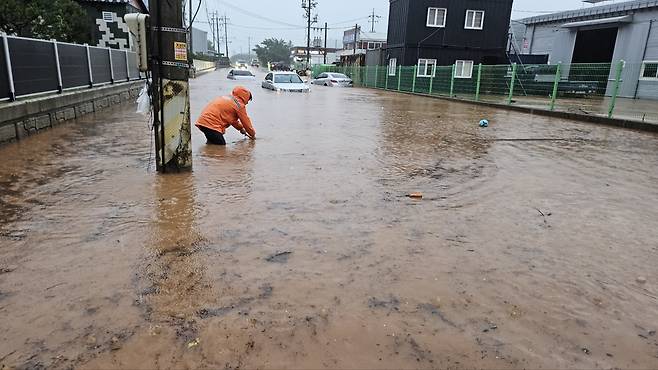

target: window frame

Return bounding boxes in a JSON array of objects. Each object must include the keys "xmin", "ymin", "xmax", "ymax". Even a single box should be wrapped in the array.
[
  {"xmin": 388, "ymin": 58, "xmax": 397, "ymax": 76},
  {"xmin": 639, "ymin": 61, "xmax": 658, "ymax": 80},
  {"xmin": 464, "ymin": 10, "xmax": 485, "ymax": 30},
  {"xmin": 426, "ymin": 7, "xmax": 447, "ymax": 28},
  {"xmin": 417, "ymin": 58, "xmax": 437, "ymax": 78},
  {"xmin": 454, "ymin": 60, "xmax": 474, "ymax": 79}
]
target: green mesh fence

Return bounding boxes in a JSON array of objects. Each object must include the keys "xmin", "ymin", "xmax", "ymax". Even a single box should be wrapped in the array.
[{"xmin": 311, "ymin": 61, "xmax": 657, "ymax": 124}]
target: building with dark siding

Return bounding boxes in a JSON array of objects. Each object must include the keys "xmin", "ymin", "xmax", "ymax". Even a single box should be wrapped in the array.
[
  {"xmin": 76, "ymin": 0, "xmax": 148, "ymax": 50},
  {"xmin": 382, "ymin": 0, "xmax": 513, "ymax": 78}
]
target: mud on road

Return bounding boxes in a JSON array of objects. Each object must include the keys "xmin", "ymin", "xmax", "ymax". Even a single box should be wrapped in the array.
[{"xmin": 1, "ymin": 69, "xmax": 658, "ymax": 369}]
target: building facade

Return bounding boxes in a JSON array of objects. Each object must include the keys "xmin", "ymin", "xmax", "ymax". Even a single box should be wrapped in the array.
[
  {"xmin": 518, "ymin": 0, "xmax": 658, "ymax": 99},
  {"xmin": 76, "ymin": 0, "xmax": 148, "ymax": 50},
  {"xmin": 383, "ymin": 0, "xmax": 513, "ymax": 77},
  {"xmin": 292, "ymin": 46, "xmax": 340, "ymax": 66},
  {"xmin": 191, "ymin": 27, "xmax": 208, "ymax": 55},
  {"xmin": 339, "ymin": 27, "xmax": 387, "ymax": 65}
]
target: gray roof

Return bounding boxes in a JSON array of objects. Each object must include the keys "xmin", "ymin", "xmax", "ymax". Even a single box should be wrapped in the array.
[{"xmin": 520, "ymin": 0, "xmax": 658, "ymax": 25}]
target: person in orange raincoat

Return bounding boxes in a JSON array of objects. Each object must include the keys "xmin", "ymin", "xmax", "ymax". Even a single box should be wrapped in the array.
[{"xmin": 195, "ymin": 86, "xmax": 256, "ymax": 145}]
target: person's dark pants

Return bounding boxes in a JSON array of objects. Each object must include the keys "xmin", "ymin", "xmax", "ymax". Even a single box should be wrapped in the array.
[{"xmin": 198, "ymin": 125, "xmax": 226, "ymax": 145}]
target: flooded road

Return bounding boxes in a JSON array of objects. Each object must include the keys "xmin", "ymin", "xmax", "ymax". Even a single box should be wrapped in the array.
[{"xmin": 1, "ymin": 69, "xmax": 658, "ymax": 369}]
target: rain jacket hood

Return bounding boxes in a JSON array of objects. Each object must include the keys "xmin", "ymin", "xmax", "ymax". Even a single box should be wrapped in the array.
[{"xmin": 232, "ymin": 86, "xmax": 252, "ymax": 105}]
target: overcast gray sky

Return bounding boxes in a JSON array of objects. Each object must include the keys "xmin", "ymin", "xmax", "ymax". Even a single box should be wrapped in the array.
[{"xmin": 189, "ymin": 0, "xmax": 624, "ymax": 56}]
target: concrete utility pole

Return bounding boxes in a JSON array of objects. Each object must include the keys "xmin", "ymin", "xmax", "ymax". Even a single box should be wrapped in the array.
[
  {"xmin": 323, "ymin": 22, "xmax": 328, "ymax": 64},
  {"xmin": 150, "ymin": 0, "xmax": 193, "ymax": 171},
  {"xmin": 301, "ymin": 0, "xmax": 318, "ymax": 67},
  {"xmin": 219, "ymin": 14, "xmax": 230, "ymax": 57},
  {"xmin": 353, "ymin": 24, "xmax": 359, "ymax": 55},
  {"xmin": 368, "ymin": 8, "xmax": 381, "ymax": 33},
  {"xmin": 214, "ymin": 12, "xmax": 220, "ymax": 55},
  {"xmin": 209, "ymin": 15, "xmax": 216, "ymax": 55}
]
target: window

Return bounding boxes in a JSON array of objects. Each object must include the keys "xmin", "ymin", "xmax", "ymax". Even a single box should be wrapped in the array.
[
  {"xmin": 317, "ymin": 73, "xmax": 328, "ymax": 79},
  {"xmin": 274, "ymin": 74, "xmax": 303, "ymax": 83},
  {"xmin": 465, "ymin": 10, "xmax": 485, "ymax": 30},
  {"xmin": 640, "ymin": 61, "xmax": 658, "ymax": 80},
  {"xmin": 102, "ymin": 11, "xmax": 114, "ymax": 22},
  {"xmin": 265, "ymin": 73, "xmax": 272, "ymax": 81},
  {"xmin": 426, "ymin": 7, "xmax": 447, "ymax": 28},
  {"xmin": 388, "ymin": 58, "xmax": 397, "ymax": 76},
  {"xmin": 417, "ymin": 59, "xmax": 437, "ymax": 77},
  {"xmin": 455, "ymin": 60, "xmax": 474, "ymax": 78}
]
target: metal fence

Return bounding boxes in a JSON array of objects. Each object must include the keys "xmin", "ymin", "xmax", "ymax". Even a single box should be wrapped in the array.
[
  {"xmin": 1, "ymin": 34, "xmax": 141, "ymax": 101},
  {"xmin": 313, "ymin": 62, "xmax": 658, "ymax": 124}
]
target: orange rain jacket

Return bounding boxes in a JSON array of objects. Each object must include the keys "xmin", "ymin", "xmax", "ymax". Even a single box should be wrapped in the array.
[{"xmin": 196, "ymin": 86, "xmax": 256, "ymax": 139}]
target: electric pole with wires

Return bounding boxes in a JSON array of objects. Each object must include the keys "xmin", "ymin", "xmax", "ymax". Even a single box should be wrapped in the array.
[
  {"xmin": 219, "ymin": 14, "xmax": 230, "ymax": 57},
  {"xmin": 149, "ymin": 0, "xmax": 193, "ymax": 171},
  {"xmin": 368, "ymin": 8, "xmax": 381, "ymax": 33},
  {"xmin": 301, "ymin": 0, "xmax": 318, "ymax": 68}
]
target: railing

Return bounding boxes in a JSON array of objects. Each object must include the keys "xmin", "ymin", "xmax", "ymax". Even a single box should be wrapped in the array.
[
  {"xmin": 313, "ymin": 62, "xmax": 658, "ymax": 124},
  {"xmin": 193, "ymin": 60, "xmax": 216, "ymax": 73},
  {"xmin": 1, "ymin": 34, "xmax": 141, "ymax": 102}
]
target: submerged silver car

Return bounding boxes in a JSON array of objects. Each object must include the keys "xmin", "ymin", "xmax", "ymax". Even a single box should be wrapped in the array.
[
  {"xmin": 311, "ymin": 72, "xmax": 353, "ymax": 87},
  {"xmin": 227, "ymin": 69, "xmax": 255, "ymax": 80},
  {"xmin": 262, "ymin": 72, "xmax": 310, "ymax": 92}
]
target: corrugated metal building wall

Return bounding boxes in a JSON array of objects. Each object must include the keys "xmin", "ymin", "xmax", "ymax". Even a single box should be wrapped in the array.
[{"xmin": 518, "ymin": 0, "xmax": 658, "ymax": 99}]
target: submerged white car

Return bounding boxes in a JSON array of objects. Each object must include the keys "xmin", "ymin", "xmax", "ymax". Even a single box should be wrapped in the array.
[
  {"xmin": 311, "ymin": 72, "xmax": 353, "ymax": 87},
  {"xmin": 262, "ymin": 72, "xmax": 310, "ymax": 92}
]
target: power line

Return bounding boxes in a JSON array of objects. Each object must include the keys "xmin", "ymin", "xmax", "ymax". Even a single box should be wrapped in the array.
[
  {"xmin": 216, "ymin": 0, "xmax": 304, "ymax": 28},
  {"xmin": 228, "ymin": 23, "xmax": 306, "ymax": 30},
  {"xmin": 329, "ymin": 16, "xmax": 370, "ymax": 26}
]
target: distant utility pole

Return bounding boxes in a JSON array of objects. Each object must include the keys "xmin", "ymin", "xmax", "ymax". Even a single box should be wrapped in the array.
[
  {"xmin": 353, "ymin": 24, "xmax": 360, "ymax": 54},
  {"xmin": 219, "ymin": 14, "xmax": 230, "ymax": 57},
  {"xmin": 248, "ymin": 36, "xmax": 251, "ymax": 59},
  {"xmin": 368, "ymin": 8, "xmax": 381, "ymax": 33},
  {"xmin": 215, "ymin": 12, "xmax": 221, "ymax": 55},
  {"xmin": 301, "ymin": 0, "xmax": 318, "ymax": 67},
  {"xmin": 209, "ymin": 14, "xmax": 216, "ymax": 55},
  {"xmin": 323, "ymin": 22, "xmax": 328, "ymax": 64}
]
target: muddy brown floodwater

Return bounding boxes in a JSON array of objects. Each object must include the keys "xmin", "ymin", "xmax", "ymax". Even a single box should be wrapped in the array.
[{"xmin": 1, "ymin": 69, "xmax": 658, "ymax": 369}]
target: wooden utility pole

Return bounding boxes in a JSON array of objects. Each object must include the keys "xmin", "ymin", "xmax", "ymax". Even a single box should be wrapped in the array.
[{"xmin": 149, "ymin": 0, "xmax": 193, "ymax": 171}]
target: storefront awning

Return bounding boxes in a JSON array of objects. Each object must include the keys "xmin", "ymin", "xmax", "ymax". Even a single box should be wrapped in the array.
[{"xmin": 561, "ymin": 15, "xmax": 633, "ymax": 28}]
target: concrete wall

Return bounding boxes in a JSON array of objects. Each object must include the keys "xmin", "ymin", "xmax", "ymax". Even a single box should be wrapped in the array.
[{"xmin": 0, "ymin": 81, "xmax": 143, "ymax": 145}]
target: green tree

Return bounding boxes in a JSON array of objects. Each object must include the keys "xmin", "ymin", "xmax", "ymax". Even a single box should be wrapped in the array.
[
  {"xmin": 253, "ymin": 38, "xmax": 292, "ymax": 65},
  {"xmin": 0, "ymin": 0, "xmax": 89, "ymax": 43}
]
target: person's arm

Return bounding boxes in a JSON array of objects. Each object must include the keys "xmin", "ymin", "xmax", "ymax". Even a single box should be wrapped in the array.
[
  {"xmin": 236, "ymin": 107, "xmax": 256, "ymax": 139},
  {"xmin": 229, "ymin": 120, "xmax": 246, "ymax": 135}
]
